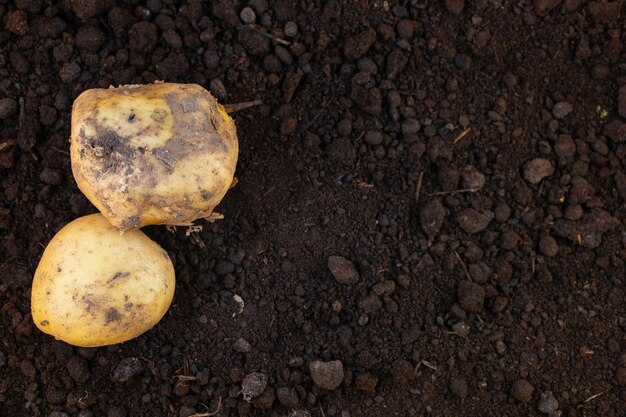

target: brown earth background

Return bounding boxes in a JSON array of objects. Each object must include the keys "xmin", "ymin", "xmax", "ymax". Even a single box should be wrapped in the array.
[{"xmin": 1, "ymin": 0, "xmax": 626, "ymax": 416}]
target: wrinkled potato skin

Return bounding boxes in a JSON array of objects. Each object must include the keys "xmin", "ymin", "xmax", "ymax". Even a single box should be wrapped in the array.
[
  {"xmin": 71, "ymin": 83, "xmax": 238, "ymax": 230},
  {"xmin": 31, "ymin": 214, "xmax": 175, "ymax": 347}
]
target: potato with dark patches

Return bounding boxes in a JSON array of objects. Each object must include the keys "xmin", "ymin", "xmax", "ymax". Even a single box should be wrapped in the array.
[
  {"xmin": 70, "ymin": 82, "xmax": 238, "ymax": 230},
  {"xmin": 31, "ymin": 214, "xmax": 175, "ymax": 347}
]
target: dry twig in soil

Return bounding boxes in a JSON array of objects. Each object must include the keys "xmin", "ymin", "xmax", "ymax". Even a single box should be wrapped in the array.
[
  {"xmin": 452, "ymin": 127, "xmax": 471, "ymax": 143},
  {"xmin": 189, "ymin": 397, "xmax": 222, "ymax": 417},
  {"xmin": 415, "ymin": 171, "xmax": 424, "ymax": 203},
  {"xmin": 427, "ymin": 188, "xmax": 479, "ymax": 197},
  {"xmin": 223, "ymin": 99, "xmax": 263, "ymax": 113}
]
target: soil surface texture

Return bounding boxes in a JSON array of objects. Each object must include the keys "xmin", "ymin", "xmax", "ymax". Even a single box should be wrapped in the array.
[{"xmin": 1, "ymin": 1, "xmax": 626, "ymax": 416}]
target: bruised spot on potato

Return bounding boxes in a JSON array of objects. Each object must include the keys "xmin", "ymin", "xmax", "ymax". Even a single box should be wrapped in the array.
[
  {"xmin": 154, "ymin": 148, "xmax": 177, "ymax": 172},
  {"xmin": 107, "ymin": 271, "xmax": 130, "ymax": 285},
  {"xmin": 86, "ymin": 128, "xmax": 136, "ymax": 175},
  {"xmin": 40, "ymin": 320, "xmax": 49, "ymax": 326},
  {"xmin": 82, "ymin": 295, "xmax": 96, "ymax": 313},
  {"xmin": 201, "ymin": 190, "xmax": 213, "ymax": 201},
  {"xmin": 105, "ymin": 308, "xmax": 121, "ymax": 323},
  {"xmin": 124, "ymin": 302, "xmax": 133, "ymax": 310},
  {"xmin": 128, "ymin": 113, "xmax": 136, "ymax": 123},
  {"xmin": 151, "ymin": 108, "xmax": 168, "ymax": 122},
  {"xmin": 120, "ymin": 216, "xmax": 140, "ymax": 229}
]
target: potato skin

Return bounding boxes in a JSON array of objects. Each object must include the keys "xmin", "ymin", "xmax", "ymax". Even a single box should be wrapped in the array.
[
  {"xmin": 31, "ymin": 214, "xmax": 175, "ymax": 347},
  {"xmin": 70, "ymin": 83, "xmax": 238, "ymax": 230}
]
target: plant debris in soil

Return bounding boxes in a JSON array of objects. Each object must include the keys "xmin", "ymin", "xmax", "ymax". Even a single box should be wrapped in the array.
[{"xmin": 1, "ymin": 1, "xmax": 626, "ymax": 416}]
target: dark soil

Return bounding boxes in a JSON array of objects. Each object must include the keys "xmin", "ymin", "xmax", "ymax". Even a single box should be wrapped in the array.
[{"xmin": 1, "ymin": 1, "xmax": 626, "ymax": 416}]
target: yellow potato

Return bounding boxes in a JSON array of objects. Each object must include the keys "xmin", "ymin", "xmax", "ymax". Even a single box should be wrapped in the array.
[
  {"xmin": 70, "ymin": 82, "xmax": 238, "ymax": 230},
  {"xmin": 31, "ymin": 214, "xmax": 175, "ymax": 347}
]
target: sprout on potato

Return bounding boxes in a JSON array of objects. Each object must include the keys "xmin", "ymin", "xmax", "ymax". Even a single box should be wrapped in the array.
[
  {"xmin": 70, "ymin": 82, "xmax": 238, "ymax": 230},
  {"xmin": 31, "ymin": 214, "xmax": 175, "ymax": 347}
]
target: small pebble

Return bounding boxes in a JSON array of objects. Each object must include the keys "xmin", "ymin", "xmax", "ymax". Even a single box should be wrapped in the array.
[
  {"xmin": 209, "ymin": 78, "xmax": 227, "ymax": 100},
  {"xmin": 396, "ymin": 19, "xmax": 414, "ymax": 39},
  {"xmin": 552, "ymin": 101, "xmax": 573, "ymax": 119},
  {"xmin": 4, "ymin": 10, "xmax": 28, "ymax": 35},
  {"xmin": 554, "ymin": 135, "xmax": 576, "ymax": 165},
  {"xmin": 355, "ymin": 372, "xmax": 378, "ymax": 394},
  {"xmin": 456, "ymin": 209, "xmax": 494, "ymax": 234},
  {"xmin": 445, "ymin": 0, "xmax": 465, "ymax": 14},
  {"xmin": 386, "ymin": 50, "xmax": 408, "ymax": 81},
  {"xmin": 67, "ymin": 356, "xmax": 90, "ymax": 383},
  {"xmin": 241, "ymin": 372, "xmax": 268, "ymax": 401},
  {"xmin": 162, "ymin": 30, "xmax": 183, "ymax": 49},
  {"xmin": 276, "ymin": 386, "xmax": 299, "ymax": 408},
  {"xmin": 284, "ymin": 21, "xmax": 298, "ymax": 37},
  {"xmin": 590, "ymin": 64, "xmax": 609, "ymax": 80},
  {"xmin": 448, "ymin": 376, "xmax": 468, "ymax": 399},
  {"xmin": 457, "ymin": 280, "xmax": 485, "ymax": 313},
  {"xmin": 539, "ymin": 235, "xmax": 558, "ymax": 257},
  {"xmin": 75, "ymin": 26, "xmax": 106, "ymax": 51},
  {"xmin": 238, "ymin": 28, "xmax": 271, "ymax": 56},
  {"xmin": 523, "ymin": 158, "xmax": 554, "ymax": 184},
  {"xmin": 239, "ymin": 7, "xmax": 256, "ymax": 24},
  {"xmin": 357, "ymin": 57, "xmax": 378, "ymax": 74},
  {"xmin": 511, "ymin": 379, "xmax": 534, "ymax": 403},
  {"xmin": 364, "ymin": 131, "xmax": 385, "ymax": 145},
  {"xmin": 358, "ymin": 294, "xmax": 382, "ymax": 313},
  {"xmin": 564, "ymin": 204, "xmax": 583, "ymax": 220},
  {"xmin": 233, "ymin": 337, "xmax": 252, "ymax": 353},
  {"xmin": 603, "ymin": 120, "xmax": 626, "ymax": 142},
  {"xmin": 0, "ymin": 98, "xmax": 19, "ymax": 120},
  {"xmin": 538, "ymin": 391, "xmax": 559, "ymax": 414},
  {"xmin": 344, "ymin": 28, "xmax": 376, "ymax": 60},
  {"xmin": 328, "ymin": 256, "xmax": 359, "ymax": 285},
  {"xmin": 461, "ymin": 165, "xmax": 485, "ymax": 190},
  {"xmin": 454, "ymin": 53, "xmax": 472, "ymax": 70},
  {"xmin": 310, "ymin": 360, "xmax": 344, "ymax": 390},
  {"xmin": 112, "ymin": 357, "xmax": 144, "ymax": 382},
  {"xmin": 59, "ymin": 62, "xmax": 81, "ymax": 83},
  {"xmin": 401, "ymin": 118, "xmax": 421, "ymax": 135},
  {"xmin": 419, "ymin": 198, "xmax": 446, "ymax": 237}
]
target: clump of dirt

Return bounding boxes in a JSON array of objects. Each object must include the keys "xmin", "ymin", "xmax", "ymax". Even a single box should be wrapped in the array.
[{"xmin": 1, "ymin": 1, "xmax": 625, "ymax": 416}]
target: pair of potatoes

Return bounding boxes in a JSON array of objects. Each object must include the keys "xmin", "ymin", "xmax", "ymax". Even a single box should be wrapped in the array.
[{"xmin": 32, "ymin": 83, "xmax": 238, "ymax": 347}]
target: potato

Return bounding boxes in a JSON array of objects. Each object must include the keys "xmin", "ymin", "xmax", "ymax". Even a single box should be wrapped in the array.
[
  {"xmin": 31, "ymin": 214, "xmax": 175, "ymax": 347},
  {"xmin": 70, "ymin": 82, "xmax": 238, "ymax": 230}
]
